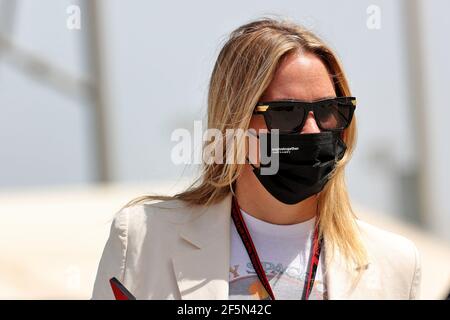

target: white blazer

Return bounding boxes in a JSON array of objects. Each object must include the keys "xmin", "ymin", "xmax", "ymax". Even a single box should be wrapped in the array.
[{"xmin": 91, "ymin": 194, "xmax": 421, "ymax": 300}]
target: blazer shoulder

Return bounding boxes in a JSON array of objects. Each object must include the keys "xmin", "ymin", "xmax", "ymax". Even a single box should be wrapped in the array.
[
  {"xmin": 358, "ymin": 220, "xmax": 418, "ymax": 265},
  {"xmin": 124, "ymin": 198, "xmax": 203, "ymax": 225},
  {"xmin": 356, "ymin": 219, "xmax": 419, "ymax": 257},
  {"xmin": 118, "ymin": 198, "xmax": 205, "ymax": 243}
]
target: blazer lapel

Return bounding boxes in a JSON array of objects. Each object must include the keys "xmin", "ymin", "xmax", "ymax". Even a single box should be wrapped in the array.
[
  {"xmin": 171, "ymin": 194, "xmax": 232, "ymax": 299},
  {"xmin": 324, "ymin": 239, "xmax": 372, "ymax": 299}
]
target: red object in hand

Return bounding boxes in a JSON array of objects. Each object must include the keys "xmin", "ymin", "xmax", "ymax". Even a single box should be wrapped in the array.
[{"xmin": 109, "ymin": 277, "xmax": 136, "ymax": 300}]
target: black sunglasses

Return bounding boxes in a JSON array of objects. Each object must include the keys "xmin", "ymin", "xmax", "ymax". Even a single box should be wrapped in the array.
[{"xmin": 253, "ymin": 96, "xmax": 356, "ymax": 133}]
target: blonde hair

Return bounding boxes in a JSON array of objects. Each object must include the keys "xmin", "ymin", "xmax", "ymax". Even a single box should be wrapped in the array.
[{"xmin": 126, "ymin": 17, "xmax": 367, "ymax": 269}]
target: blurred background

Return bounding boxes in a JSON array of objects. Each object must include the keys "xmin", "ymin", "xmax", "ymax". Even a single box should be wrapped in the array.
[{"xmin": 0, "ymin": 0, "xmax": 449, "ymax": 299}]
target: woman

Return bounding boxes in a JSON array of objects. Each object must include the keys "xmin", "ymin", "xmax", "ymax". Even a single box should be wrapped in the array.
[{"xmin": 92, "ymin": 18, "xmax": 421, "ymax": 300}]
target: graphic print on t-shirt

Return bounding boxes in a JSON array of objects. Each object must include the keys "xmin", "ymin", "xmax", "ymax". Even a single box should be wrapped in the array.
[
  {"xmin": 228, "ymin": 209, "xmax": 327, "ymax": 300},
  {"xmin": 228, "ymin": 260, "xmax": 327, "ymax": 300}
]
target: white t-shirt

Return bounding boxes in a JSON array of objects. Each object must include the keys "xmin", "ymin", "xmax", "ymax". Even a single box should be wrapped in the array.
[{"xmin": 229, "ymin": 209, "xmax": 327, "ymax": 300}]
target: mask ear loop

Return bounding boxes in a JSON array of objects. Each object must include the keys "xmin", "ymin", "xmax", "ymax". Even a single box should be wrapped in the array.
[{"xmin": 246, "ymin": 156, "xmax": 259, "ymax": 170}]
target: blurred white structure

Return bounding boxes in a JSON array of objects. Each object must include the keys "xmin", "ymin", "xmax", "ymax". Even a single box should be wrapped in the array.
[{"xmin": 0, "ymin": 182, "xmax": 449, "ymax": 299}]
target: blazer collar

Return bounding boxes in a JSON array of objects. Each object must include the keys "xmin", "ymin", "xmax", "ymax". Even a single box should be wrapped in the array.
[{"xmin": 171, "ymin": 194, "xmax": 371, "ymax": 300}]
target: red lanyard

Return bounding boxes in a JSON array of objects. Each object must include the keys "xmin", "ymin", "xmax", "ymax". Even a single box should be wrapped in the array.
[{"xmin": 231, "ymin": 196, "xmax": 323, "ymax": 300}]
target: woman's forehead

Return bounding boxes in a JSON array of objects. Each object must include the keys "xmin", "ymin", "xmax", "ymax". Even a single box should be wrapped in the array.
[{"xmin": 260, "ymin": 51, "xmax": 336, "ymax": 102}]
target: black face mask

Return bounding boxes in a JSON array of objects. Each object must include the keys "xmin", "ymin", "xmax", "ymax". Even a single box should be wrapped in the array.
[{"xmin": 250, "ymin": 131, "xmax": 347, "ymax": 205}]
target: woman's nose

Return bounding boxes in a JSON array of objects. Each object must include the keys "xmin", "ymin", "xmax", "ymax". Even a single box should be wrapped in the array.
[{"xmin": 300, "ymin": 111, "xmax": 321, "ymax": 134}]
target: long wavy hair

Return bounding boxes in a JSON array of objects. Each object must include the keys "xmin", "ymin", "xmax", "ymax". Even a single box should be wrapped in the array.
[{"xmin": 125, "ymin": 17, "xmax": 368, "ymax": 269}]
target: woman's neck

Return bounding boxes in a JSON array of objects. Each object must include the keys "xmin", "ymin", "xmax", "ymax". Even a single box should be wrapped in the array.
[{"xmin": 235, "ymin": 165, "xmax": 318, "ymax": 225}]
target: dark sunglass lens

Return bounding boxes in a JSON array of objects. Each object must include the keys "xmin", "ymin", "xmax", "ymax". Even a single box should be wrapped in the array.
[
  {"xmin": 265, "ymin": 104, "xmax": 306, "ymax": 133},
  {"xmin": 315, "ymin": 100, "xmax": 352, "ymax": 130}
]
